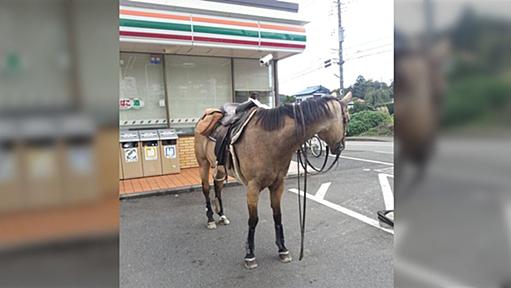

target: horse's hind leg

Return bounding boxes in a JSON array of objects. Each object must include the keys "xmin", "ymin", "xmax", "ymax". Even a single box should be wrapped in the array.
[
  {"xmin": 270, "ymin": 178, "xmax": 291, "ymax": 263},
  {"xmin": 199, "ymin": 162, "xmax": 216, "ymax": 229},
  {"xmin": 213, "ymin": 166, "xmax": 230, "ymax": 225}
]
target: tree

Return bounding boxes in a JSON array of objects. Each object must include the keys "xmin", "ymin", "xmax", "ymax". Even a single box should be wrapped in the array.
[{"xmin": 351, "ymin": 75, "xmax": 367, "ymax": 99}]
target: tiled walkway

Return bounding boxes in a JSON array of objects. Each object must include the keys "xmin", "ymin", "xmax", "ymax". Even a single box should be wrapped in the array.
[{"xmin": 119, "ymin": 167, "xmax": 237, "ymax": 196}]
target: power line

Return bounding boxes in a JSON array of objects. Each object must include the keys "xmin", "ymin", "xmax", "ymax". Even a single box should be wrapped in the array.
[
  {"xmin": 344, "ymin": 43, "xmax": 393, "ymax": 54},
  {"xmin": 342, "ymin": 37, "xmax": 393, "ymax": 50},
  {"xmin": 344, "ymin": 49, "xmax": 393, "ymax": 62},
  {"xmin": 282, "ymin": 47, "xmax": 393, "ymax": 83},
  {"xmin": 281, "ymin": 65, "xmax": 325, "ymax": 83}
]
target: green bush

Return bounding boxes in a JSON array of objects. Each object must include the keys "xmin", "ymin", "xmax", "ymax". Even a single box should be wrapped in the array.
[
  {"xmin": 347, "ymin": 119, "xmax": 371, "ymax": 136},
  {"xmin": 442, "ymin": 76, "xmax": 511, "ymax": 127},
  {"xmin": 349, "ymin": 101, "xmax": 373, "ymax": 114},
  {"xmin": 347, "ymin": 110, "xmax": 393, "ymax": 136},
  {"xmin": 360, "ymin": 123, "xmax": 394, "ymax": 136}
]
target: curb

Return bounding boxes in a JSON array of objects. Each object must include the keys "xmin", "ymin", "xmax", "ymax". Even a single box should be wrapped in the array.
[
  {"xmin": 120, "ymin": 180, "xmax": 241, "ymax": 200},
  {"xmin": 119, "ymin": 172, "xmax": 315, "ymax": 200}
]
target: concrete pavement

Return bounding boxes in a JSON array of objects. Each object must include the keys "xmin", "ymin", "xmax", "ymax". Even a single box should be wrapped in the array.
[{"xmin": 121, "ymin": 141, "xmax": 394, "ymax": 288}]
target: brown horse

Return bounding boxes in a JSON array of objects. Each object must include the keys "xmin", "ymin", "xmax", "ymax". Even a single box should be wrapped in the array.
[
  {"xmin": 395, "ymin": 35, "xmax": 449, "ymax": 197},
  {"xmin": 194, "ymin": 92, "xmax": 352, "ymax": 269}
]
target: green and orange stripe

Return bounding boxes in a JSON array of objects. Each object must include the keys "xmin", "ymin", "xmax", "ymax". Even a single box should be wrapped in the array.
[{"xmin": 119, "ymin": 6, "xmax": 306, "ymax": 51}]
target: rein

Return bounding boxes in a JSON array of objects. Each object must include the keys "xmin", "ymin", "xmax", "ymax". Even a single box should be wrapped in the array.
[
  {"xmin": 293, "ymin": 103, "xmax": 307, "ymax": 261},
  {"xmin": 293, "ymin": 99, "xmax": 347, "ymax": 261}
]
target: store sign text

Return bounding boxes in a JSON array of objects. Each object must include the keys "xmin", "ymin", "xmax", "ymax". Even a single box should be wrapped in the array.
[{"xmin": 120, "ymin": 98, "xmax": 144, "ymax": 110}]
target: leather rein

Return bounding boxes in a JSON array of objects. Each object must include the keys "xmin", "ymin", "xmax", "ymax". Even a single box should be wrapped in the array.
[{"xmin": 293, "ymin": 99, "xmax": 348, "ymax": 261}]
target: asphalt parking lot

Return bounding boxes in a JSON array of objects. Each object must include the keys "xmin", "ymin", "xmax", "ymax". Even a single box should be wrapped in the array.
[{"xmin": 120, "ymin": 140, "xmax": 394, "ymax": 288}]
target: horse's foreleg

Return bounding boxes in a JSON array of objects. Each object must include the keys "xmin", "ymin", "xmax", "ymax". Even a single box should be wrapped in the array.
[
  {"xmin": 244, "ymin": 183, "xmax": 260, "ymax": 269},
  {"xmin": 270, "ymin": 179, "xmax": 291, "ymax": 263},
  {"xmin": 199, "ymin": 164, "xmax": 216, "ymax": 229}
]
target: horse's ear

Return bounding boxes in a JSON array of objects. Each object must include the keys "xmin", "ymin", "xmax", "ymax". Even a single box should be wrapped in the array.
[{"xmin": 340, "ymin": 91, "xmax": 352, "ymax": 105}]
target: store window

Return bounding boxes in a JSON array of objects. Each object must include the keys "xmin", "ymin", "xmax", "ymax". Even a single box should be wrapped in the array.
[
  {"xmin": 0, "ymin": 0, "xmax": 72, "ymax": 112},
  {"xmin": 165, "ymin": 55, "xmax": 232, "ymax": 133},
  {"xmin": 119, "ymin": 53, "xmax": 167, "ymax": 127},
  {"xmin": 233, "ymin": 59, "xmax": 273, "ymax": 107}
]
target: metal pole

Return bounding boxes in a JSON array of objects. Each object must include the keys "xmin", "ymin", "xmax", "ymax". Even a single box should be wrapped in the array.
[
  {"xmin": 337, "ymin": 0, "xmax": 344, "ymax": 96},
  {"xmin": 424, "ymin": 0, "xmax": 434, "ymax": 49}
]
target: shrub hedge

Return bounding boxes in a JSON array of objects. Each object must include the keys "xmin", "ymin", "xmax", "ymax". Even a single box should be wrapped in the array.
[{"xmin": 347, "ymin": 110, "xmax": 393, "ymax": 136}]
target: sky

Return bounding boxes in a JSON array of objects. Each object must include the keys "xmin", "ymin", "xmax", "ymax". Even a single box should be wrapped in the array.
[{"xmin": 278, "ymin": 0, "xmax": 394, "ymax": 95}]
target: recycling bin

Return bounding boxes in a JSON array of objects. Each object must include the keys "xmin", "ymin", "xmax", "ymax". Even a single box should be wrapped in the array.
[
  {"xmin": 158, "ymin": 129, "xmax": 180, "ymax": 174},
  {"xmin": 139, "ymin": 130, "xmax": 162, "ymax": 177},
  {"xmin": 120, "ymin": 130, "xmax": 143, "ymax": 179},
  {"xmin": 0, "ymin": 120, "xmax": 23, "ymax": 212},
  {"xmin": 20, "ymin": 118, "xmax": 62, "ymax": 208},
  {"xmin": 58, "ymin": 115, "xmax": 98, "ymax": 204}
]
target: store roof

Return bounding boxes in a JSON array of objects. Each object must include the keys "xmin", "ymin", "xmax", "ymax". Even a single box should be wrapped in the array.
[{"xmin": 123, "ymin": 0, "xmax": 308, "ymax": 25}]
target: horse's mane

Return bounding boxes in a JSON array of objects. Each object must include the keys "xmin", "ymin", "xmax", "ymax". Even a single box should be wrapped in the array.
[{"xmin": 254, "ymin": 96, "xmax": 339, "ymax": 131}]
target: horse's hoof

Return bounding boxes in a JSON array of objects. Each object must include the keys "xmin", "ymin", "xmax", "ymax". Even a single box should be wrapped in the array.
[
  {"xmin": 207, "ymin": 221, "xmax": 217, "ymax": 230},
  {"xmin": 279, "ymin": 251, "xmax": 292, "ymax": 263},
  {"xmin": 218, "ymin": 215, "xmax": 230, "ymax": 225},
  {"xmin": 244, "ymin": 258, "xmax": 258, "ymax": 269}
]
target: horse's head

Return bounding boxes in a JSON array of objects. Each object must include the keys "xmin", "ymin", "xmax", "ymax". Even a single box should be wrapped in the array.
[{"xmin": 317, "ymin": 91, "xmax": 352, "ymax": 155}]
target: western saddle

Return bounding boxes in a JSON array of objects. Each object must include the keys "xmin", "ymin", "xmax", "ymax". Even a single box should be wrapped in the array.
[{"xmin": 196, "ymin": 100, "xmax": 259, "ymax": 166}]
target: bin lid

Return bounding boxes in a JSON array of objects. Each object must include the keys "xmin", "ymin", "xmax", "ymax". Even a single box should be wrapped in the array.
[
  {"xmin": 138, "ymin": 130, "xmax": 159, "ymax": 141},
  {"xmin": 120, "ymin": 130, "xmax": 140, "ymax": 142},
  {"xmin": 157, "ymin": 129, "xmax": 178, "ymax": 140}
]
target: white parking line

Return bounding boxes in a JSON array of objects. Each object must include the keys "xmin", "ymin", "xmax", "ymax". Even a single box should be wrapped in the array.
[
  {"xmin": 314, "ymin": 182, "xmax": 331, "ymax": 200},
  {"xmin": 288, "ymin": 188, "xmax": 394, "ymax": 235},
  {"xmin": 373, "ymin": 150, "xmax": 394, "ymax": 155},
  {"xmin": 334, "ymin": 155, "xmax": 393, "ymax": 166},
  {"xmin": 378, "ymin": 173, "xmax": 394, "ymax": 210}
]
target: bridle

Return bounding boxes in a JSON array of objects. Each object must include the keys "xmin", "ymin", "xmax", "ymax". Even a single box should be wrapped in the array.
[
  {"xmin": 298, "ymin": 98, "xmax": 348, "ymax": 173},
  {"xmin": 293, "ymin": 98, "xmax": 349, "ymax": 260}
]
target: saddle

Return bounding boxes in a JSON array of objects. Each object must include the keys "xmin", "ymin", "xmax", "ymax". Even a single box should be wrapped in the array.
[
  {"xmin": 196, "ymin": 100, "xmax": 259, "ymax": 167},
  {"xmin": 219, "ymin": 100, "xmax": 257, "ymax": 126}
]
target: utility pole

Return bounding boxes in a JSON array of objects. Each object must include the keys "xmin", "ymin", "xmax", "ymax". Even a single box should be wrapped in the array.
[
  {"xmin": 336, "ymin": 0, "xmax": 344, "ymax": 96},
  {"xmin": 424, "ymin": 0, "xmax": 434, "ymax": 49}
]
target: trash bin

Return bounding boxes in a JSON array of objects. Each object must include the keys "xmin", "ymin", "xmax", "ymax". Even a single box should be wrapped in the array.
[
  {"xmin": 58, "ymin": 115, "xmax": 98, "ymax": 204},
  {"xmin": 20, "ymin": 118, "xmax": 62, "ymax": 208},
  {"xmin": 139, "ymin": 130, "xmax": 162, "ymax": 177},
  {"xmin": 120, "ymin": 130, "xmax": 143, "ymax": 179},
  {"xmin": 0, "ymin": 119, "xmax": 23, "ymax": 212},
  {"xmin": 158, "ymin": 129, "xmax": 180, "ymax": 174}
]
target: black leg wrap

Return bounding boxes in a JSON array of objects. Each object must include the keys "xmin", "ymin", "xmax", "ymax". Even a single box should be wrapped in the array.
[
  {"xmin": 275, "ymin": 224, "xmax": 287, "ymax": 252},
  {"xmin": 216, "ymin": 198, "xmax": 224, "ymax": 216},
  {"xmin": 205, "ymin": 202, "xmax": 214, "ymax": 222},
  {"xmin": 245, "ymin": 217, "xmax": 258, "ymax": 259},
  {"xmin": 273, "ymin": 214, "xmax": 287, "ymax": 252},
  {"xmin": 213, "ymin": 181, "xmax": 224, "ymax": 216}
]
